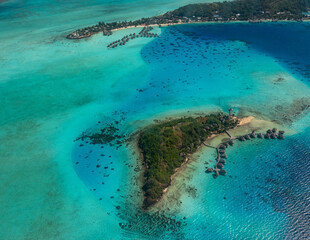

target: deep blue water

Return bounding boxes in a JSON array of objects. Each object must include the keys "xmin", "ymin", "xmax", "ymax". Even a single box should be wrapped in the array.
[{"xmin": 175, "ymin": 23, "xmax": 310, "ymax": 84}]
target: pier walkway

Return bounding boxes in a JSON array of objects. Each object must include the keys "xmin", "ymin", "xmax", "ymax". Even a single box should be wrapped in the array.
[
  {"xmin": 225, "ymin": 130, "xmax": 236, "ymax": 140},
  {"xmin": 202, "ymin": 142, "xmax": 217, "ymax": 149},
  {"xmin": 216, "ymin": 147, "xmax": 220, "ymax": 161}
]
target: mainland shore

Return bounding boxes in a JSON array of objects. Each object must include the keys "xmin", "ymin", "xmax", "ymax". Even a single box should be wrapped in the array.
[
  {"xmin": 109, "ymin": 19, "xmax": 310, "ymax": 34},
  {"xmin": 66, "ymin": 0, "xmax": 310, "ymax": 39},
  {"xmin": 68, "ymin": 19, "xmax": 310, "ymax": 40}
]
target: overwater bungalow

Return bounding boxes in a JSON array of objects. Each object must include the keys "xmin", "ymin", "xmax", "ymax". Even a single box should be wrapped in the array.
[
  {"xmin": 228, "ymin": 140, "xmax": 234, "ymax": 145},
  {"xmin": 279, "ymin": 130, "xmax": 285, "ymax": 134},
  {"xmin": 257, "ymin": 133, "xmax": 263, "ymax": 138},
  {"xmin": 216, "ymin": 163, "xmax": 224, "ymax": 169},
  {"xmin": 107, "ymin": 26, "xmax": 158, "ymax": 49},
  {"xmin": 238, "ymin": 136, "xmax": 245, "ymax": 141},
  {"xmin": 278, "ymin": 134, "xmax": 285, "ymax": 140},
  {"xmin": 219, "ymin": 149, "xmax": 226, "ymax": 154},
  {"xmin": 250, "ymin": 131, "xmax": 256, "ymax": 138},
  {"xmin": 220, "ymin": 153, "xmax": 228, "ymax": 159},
  {"xmin": 219, "ymin": 145, "xmax": 226, "ymax": 150},
  {"xmin": 219, "ymin": 159, "xmax": 226, "ymax": 165},
  {"xmin": 213, "ymin": 169, "xmax": 219, "ymax": 178},
  {"xmin": 206, "ymin": 168, "xmax": 214, "ymax": 173},
  {"xmin": 267, "ymin": 129, "xmax": 272, "ymax": 134},
  {"xmin": 272, "ymin": 128, "xmax": 277, "ymax": 133},
  {"xmin": 265, "ymin": 133, "xmax": 271, "ymax": 139},
  {"xmin": 219, "ymin": 169, "xmax": 227, "ymax": 176},
  {"xmin": 270, "ymin": 133, "xmax": 276, "ymax": 139},
  {"xmin": 244, "ymin": 134, "xmax": 250, "ymax": 140}
]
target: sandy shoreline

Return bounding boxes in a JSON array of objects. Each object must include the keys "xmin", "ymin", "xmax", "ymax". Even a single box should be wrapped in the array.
[
  {"xmin": 238, "ymin": 116, "xmax": 254, "ymax": 126},
  {"xmin": 70, "ymin": 19, "xmax": 310, "ymax": 40},
  {"xmin": 110, "ymin": 19, "xmax": 310, "ymax": 33}
]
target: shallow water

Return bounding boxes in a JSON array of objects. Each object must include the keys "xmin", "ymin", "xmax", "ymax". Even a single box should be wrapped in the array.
[{"xmin": 0, "ymin": 0, "xmax": 310, "ymax": 239}]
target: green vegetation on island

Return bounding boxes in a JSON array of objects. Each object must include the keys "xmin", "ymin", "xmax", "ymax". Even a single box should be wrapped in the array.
[
  {"xmin": 67, "ymin": 0, "xmax": 310, "ymax": 39},
  {"xmin": 172, "ymin": 0, "xmax": 310, "ymax": 20},
  {"xmin": 138, "ymin": 113, "xmax": 239, "ymax": 209}
]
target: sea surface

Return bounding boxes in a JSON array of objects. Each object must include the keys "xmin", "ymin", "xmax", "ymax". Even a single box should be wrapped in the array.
[{"xmin": 0, "ymin": 0, "xmax": 309, "ymax": 239}]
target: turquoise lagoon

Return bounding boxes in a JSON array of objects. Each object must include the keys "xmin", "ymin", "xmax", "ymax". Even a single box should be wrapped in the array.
[{"xmin": 0, "ymin": 0, "xmax": 310, "ymax": 239}]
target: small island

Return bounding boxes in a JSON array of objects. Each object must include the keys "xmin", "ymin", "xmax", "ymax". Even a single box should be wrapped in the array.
[
  {"xmin": 67, "ymin": 0, "xmax": 310, "ymax": 40},
  {"xmin": 75, "ymin": 111, "xmax": 286, "ymax": 210},
  {"xmin": 138, "ymin": 113, "xmax": 239, "ymax": 209}
]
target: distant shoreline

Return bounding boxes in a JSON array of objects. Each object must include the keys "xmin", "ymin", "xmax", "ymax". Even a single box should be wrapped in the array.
[
  {"xmin": 68, "ymin": 19, "xmax": 310, "ymax": 40},
  {"xmin": 66, "ymin": 0, "xmax": 310, "ymax": 40},
  {"xmin": 112, "ymin": 19, "xmax": 310, "ymax": 31}
]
